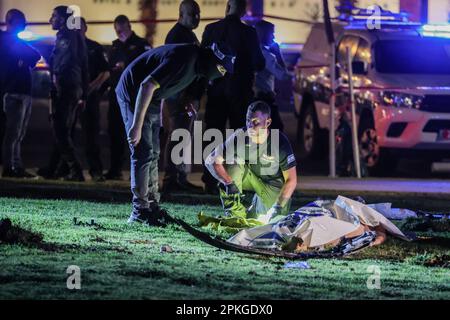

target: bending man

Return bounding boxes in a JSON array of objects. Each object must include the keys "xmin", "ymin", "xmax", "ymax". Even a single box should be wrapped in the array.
[{"xmin": 115, "ymin": 42, "xmax": 235, "ymax": 226}]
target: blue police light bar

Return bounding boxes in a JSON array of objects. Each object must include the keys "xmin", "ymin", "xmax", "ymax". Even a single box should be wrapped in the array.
[
  {"xmin": 17, "ymin": 31, "xmax": 34, "ymax": 40},
  {"xmin": 421, "ymin": 24, "xmax": 450, "ymax": 38},
  {"xmin": 279, "ymin": 43, "xmax": 304, "ymax": 52},
  {"xmin": 340, "ymin": 7, "xmax": 410, "ymax": 23},
  {"xmin": 352, "ymin": 15, "xmax": 396, "ymax": 21},
  {"xmin": 17, "ymin": 31, "xmax": 49, "ymax": 42}
]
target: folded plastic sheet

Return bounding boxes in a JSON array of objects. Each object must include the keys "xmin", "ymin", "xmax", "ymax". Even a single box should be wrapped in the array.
[
  {"xmin": 197, "ymin": 212, "xmax": 264, "ymax": 233},
  {"xmin": 228, "ymin": 196, "xmax": 410, "ymax": 250},
  {"xmin": 367, "ymin": 203, "xmax": 418, "ymax": 220}
]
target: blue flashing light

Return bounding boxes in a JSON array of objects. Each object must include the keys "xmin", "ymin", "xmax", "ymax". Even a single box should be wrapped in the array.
[
  {"xmin": 272, "ymin": 33, "xmax": 280, "ymax": 45},
  {"xmin": 17, "ymin": 31, "xmax": 47, "ymax": 42},
  {"xmin": 17, "ymin": 31, "xmax": 34, "ymax": 41},
  {"xmin": 279, "ymin": 43, "xmax": 304, "ymax": 52},
  {"xmin": 340, "ymin": 7, "xmax": 410, "ymax": 23}
]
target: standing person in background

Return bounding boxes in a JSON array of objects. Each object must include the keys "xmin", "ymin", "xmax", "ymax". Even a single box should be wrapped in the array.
[
  {"xmin": 254, "ymin": 20, "xmax": 291, "ymax": 132},
  {"xmin": 161, "ymin": 0, "xmax": 204, "ymax": 194},
  {"xmin": 200, "ymin": 0, "xmax": 265, "ymax": 194},
  {"xmin": 0, "ymin": 28, "xmax": 7, "ymax": 168},
  {"xmin": 106, "ymin": 15, "xmax": 151, "ymax": 181},
  {"xmin": 165, "ymin": 0, "xmax": 200, "ymax": 45},
  {"xmin": 1, "ymin": 10, "xmax": 41, "ymax": 178},
  {"xmin": 38, "ymin": 6, "xmax": 89, "ymax": 182},
  {"xmin": 79, "ymin": 17, "xmax": 110, "ymax": 182}
]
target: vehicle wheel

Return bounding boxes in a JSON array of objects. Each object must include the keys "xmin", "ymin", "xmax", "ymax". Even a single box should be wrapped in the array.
[
  {"xmin": 297, "ymin": 102, "xmax": 326, "ymax": 160},
  {"xmin": 359, "ymin": 119, "xmax": 396, "ymax": 176}
]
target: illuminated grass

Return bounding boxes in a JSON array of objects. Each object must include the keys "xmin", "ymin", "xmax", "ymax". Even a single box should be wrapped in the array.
[{"xmin": 0, "ymin": 197, "xmax": 449, "ymax": 300}]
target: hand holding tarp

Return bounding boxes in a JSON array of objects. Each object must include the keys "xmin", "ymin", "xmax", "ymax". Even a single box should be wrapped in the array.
[
  {"xmin": 258, "ymin": 204, "xmax": 283, "ymax": 224},
  {"xmin": 224, "ymin": 182, "xmax": 240, "ymax": 196}
]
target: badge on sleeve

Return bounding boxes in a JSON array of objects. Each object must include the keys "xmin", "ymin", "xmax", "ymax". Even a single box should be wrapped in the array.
[{"xmin": 287, "ymin": 154, "xmax": 296, "ymax": 165}]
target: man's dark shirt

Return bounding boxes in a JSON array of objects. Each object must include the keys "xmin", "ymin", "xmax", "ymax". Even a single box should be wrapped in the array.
[
  {"xmin": 109, "ymin": 32, "xmax": 150, "ymax": 86},
  {"xmin": 201, "ymin": 15, "xmax": 265, "ymax": 93},
  {"xmin": 214, "ymin": 128, "xmax": 297, "ymax": 188},
  {"xmin": 85, "ymin": 38, "xmax": 109, "ymax": 82},
  {"xmin": 165, "ymin": 23, "xmax": 204, "ymax": 102},
  {"xmin": 115, "ymin": 44, "xmax": 202, "ymax": 114},
  {"xmin": 165, "ymin": 23, "xmax": 199, "ymax": 45},
  {"xmin": 0, "ymin": 30, "xmax": 6, "ymax": 95},
  {"xmin": 0, "ymin": 32, "xmax": 41, "ymax": 95},
  {"xmin": 50, "ymin": 27, "xmax": 89, "ymax": 98}
]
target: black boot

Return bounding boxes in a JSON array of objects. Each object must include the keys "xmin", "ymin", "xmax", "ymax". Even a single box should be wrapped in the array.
[{"xmin": 62, "ymin": 162, "xmax": 85, "ymax": 182}]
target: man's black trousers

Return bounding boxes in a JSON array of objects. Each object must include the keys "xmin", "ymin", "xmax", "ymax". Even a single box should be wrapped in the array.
[
  {"xmin": 108, "ymin": 91, "xmax": 127, "ymax": 175},
  {"xmin": 202, "ymin": 85, "xmax": 254, "ymax": 187},
  {"xmin": 80, "ymin": 91, "xmax": 103, "ymax": 176},
  {"xmin": 50, "ymin": 87, "xmax": 83, "ymax": 175}
]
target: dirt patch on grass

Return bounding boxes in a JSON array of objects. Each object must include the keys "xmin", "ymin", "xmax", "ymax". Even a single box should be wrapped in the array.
[
  {"xmin": 399, "ymin": 217, "xmax": 450, "ymax": 233},
  {"xmin": 174, "ymin": 277, "xmax": 198, "ymax": 287},
  {"xmin": 0, "ymin": 218, "xmax": 74, "ymax": 252},
  {"xmin": 127, "ymin": 239, "xmax": 155, "ymax": 245},
  {"xmin": 119, "ymin": 269, "xmax": 167, "ymax": 278},
  {"xmin": 0, "ymin": 218, "xmax": 132, "ymax": 255},
  {"xmin": 406, "ymin": 253, "xmax": 450, "ymax": 268},
  {"xmin": 0, "ymin": 218, "xmax": 44, "ymax": 247},
  {"xmin": 90, "ymin": 236, "xmax": 109, "ymax": 243},
  {"xmin": 0, "ymin": 275, "xmax": 15, "ymax": 284},
  {"xmin": 347, "ymin": 235, "xmax": 450, "ymax": 263},
  {"xmin": 416, "ymin": 236, "xmax": 450, "ymax": 249}
]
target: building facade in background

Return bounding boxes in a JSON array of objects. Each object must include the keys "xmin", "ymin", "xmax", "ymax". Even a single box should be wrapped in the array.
[
  {"xmin": 428, "ymin": 0, "xmax": 450, "ymax": 23},
  {"xmin": 0, "ymin": 0, "xmax": 448, "ymax": 45}
]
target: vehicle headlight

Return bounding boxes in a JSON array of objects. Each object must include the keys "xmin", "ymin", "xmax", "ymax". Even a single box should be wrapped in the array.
[{"xmin": 379, "ymin": 91, "xmax": 423, "ymax": 109}]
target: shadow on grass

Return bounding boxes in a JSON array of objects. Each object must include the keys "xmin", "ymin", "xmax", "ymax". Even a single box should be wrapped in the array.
[
  {"xmin": 0, "ymin": 218, "xmax": 133, "ymax": 255},
  {"xmin": 347, "ymin": 236, "xmax": 450, "ymax": 267},
  {"xmin": 1, "ymin": 212, "xmax": 449, "ymax": 269}
]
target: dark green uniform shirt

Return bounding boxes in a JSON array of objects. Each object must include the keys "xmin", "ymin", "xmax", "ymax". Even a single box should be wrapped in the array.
[{"xmin": 213, "ymin": 128, "xmax": 297, "ymax": 188}]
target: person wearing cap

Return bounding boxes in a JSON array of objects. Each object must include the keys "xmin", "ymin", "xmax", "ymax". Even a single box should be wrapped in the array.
[
  {"xmin": 200, "ymin": 0, "xmax": 266, "ymax": 194},
  {"xmin": 115, "ymin": 42, "xmax": 235, "ymax": 226},
  {"xmin": 161, "ymin": 0, "xmax": 205, "ymax": 194},
  {"xmin": 205, "ymin": 101, "xmax": 298, "ymax": 221},
  {"xmin": 254, "ymin": 20, "xmax": 291, "ymax": 132},
  {"xmin": 0, "ymin": 9, "xmax": 41, "ymax": 178}
]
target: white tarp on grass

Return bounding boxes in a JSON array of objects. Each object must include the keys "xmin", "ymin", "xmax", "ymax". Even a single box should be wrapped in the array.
[{"xmin": 228, "ymin": 196, "xmax": 410, "ymax": 250}]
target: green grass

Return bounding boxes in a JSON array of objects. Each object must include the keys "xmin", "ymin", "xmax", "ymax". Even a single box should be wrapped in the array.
[{"xmin": 0, "ymin": 197, "xmax": 449, "ymax": 300}]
